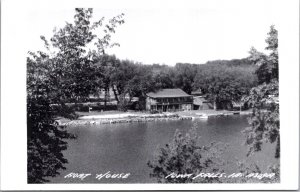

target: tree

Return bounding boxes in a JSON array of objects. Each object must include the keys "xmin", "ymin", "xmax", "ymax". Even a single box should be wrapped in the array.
[
  {"xmin": 173, "ymin": 63, "xmax": 198, "ymax": 94},
  {"xmin": 110, "ymin": 59, "xmax": 137, "ymax": 103},
  {"xmin": 47, "ymin": 8, "xmax": 124, "ymax": 103},
  {"xmin": 193, "ymin": 63, "xmax": 257, "ymax": 110},
  {"xmin": 242, "ymin": 81, "xmax": 279, "ymax": 158},
  {"xmin": 27, "ymin": 8, "xmax": 124, "ymax": 183},
  {"xmin": 243, "ymin": 25, "xmax": 279, "ymax": 159},
  {"xmin": 125, "ymin": 64, "xmax": 157, "ymax": 110},
  {"xmin": 92, "ymin": 54, "xmax": 121, "ymax": 107},
  {"xmin": 27, "ymin": 54, "xmax": 77, "ymax": 183},
  {"xmin": 151, "ymin": 64, "xmax": 175, "ymax": 89},
  {"xmin": 147, "ymin": 126, "xmax": 227, "ymax": 183},
  {"xmin": 152, "ymin": 70, "xmax": 174, "ymax": 89},
  {"xmin": 249, "ymin": 25, "xmax": 278, "ymax": 84}
]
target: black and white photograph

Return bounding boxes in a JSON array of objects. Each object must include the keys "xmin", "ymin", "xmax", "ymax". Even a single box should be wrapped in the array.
[{"xmin": 1, "ymin": 0, "xmax": 299, "ymax": 190}]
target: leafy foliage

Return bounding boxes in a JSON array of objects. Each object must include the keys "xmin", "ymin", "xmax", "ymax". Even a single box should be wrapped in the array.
[
  {"xmin": 194, "ymin": 63, "xmax": 257, "ymax": 109},
  {"xmin": 101, "ymin": 58, "xmax": 258, "ymax": 110},
  {"xmin": 151, "ymin": 65, "xmax": 175, "ymax": 89},
  {"xmin": 242, "ymin": 25, "xmax": 279, "ymax": 159},
  {"xmin": 27, "ymin": 98, "xmax": 76, "ymax": 183},
  {"xmin": 46, "ymin": 9, "xmax": 124, "ymax": 102},
  {"xmin": 172, "ymin": 63, "xmax": 198, "ymax": 94},
  {"xmin": 27, "ymin": 8, "xmax": 124, "ymax": 183},
  {"xmin": 249, "ymin": 25, "xmax": 278, "ymax": 84},
  {"xmin": 147, "ymin": 125, "xmax": 227, "ymax": 183},
  {"xmin": 27, "ymin": 55, "xmax": 77, "ymax": 183},
  {"xmin": 228, "ymin": 161, "xmax": 280, "ymax": 183},
  {"xmin": 242, "ymin": 81, "xmax": 279, "ymax": 158},
  {"xmin": 67, "ymin": 54, "xmax": 259, "ymax": 111}
]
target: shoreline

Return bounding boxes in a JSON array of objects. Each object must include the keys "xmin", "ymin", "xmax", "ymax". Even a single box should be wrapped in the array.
[{"xmin": 57, "ymin": 110, "xmax": 252, "ymax": 126}]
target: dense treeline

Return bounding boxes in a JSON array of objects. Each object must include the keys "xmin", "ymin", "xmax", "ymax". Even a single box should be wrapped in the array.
[{"xmin": 93, "ymin": 56, "xmax": 257, "ymax": 110}]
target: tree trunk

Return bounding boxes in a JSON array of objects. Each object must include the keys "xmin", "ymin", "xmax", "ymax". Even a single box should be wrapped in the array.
[
  {"xmin": 112, "ymin": 85, "xmax": 119, "ymax": 103},
  {"xmin": 104, "ymin": 87, "xmax": 109, "ymax": 109},
  {"xmin": 275, "ymin": 136, "xmax": 280, "ymax": 158}
]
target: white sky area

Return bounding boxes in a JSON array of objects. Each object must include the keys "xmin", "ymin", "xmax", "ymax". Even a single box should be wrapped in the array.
[{"xmin": 25, "ymin": 0, "xmax": 281, "ymax": 65}]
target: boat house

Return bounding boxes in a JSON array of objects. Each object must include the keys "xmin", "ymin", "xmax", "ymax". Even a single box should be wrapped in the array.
[{"xmin": 146, "ymin": 88, "xmax": 193, "ymax": 112}]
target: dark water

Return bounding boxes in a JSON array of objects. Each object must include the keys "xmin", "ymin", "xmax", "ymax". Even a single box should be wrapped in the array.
[{"xmin": 49, "ymin": 115, "xmax": 278, "ymax": 183}]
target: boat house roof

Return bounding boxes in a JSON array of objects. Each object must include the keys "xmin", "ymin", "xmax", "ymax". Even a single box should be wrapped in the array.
[{"xmin": 147, "ymin": 88, "xmax": 191, "ymax": 98}]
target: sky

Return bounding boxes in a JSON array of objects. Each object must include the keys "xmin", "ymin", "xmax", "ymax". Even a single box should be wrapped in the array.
[{"xmin": 25, "ymin": 0, "xmax": 281, "ymax": 66}]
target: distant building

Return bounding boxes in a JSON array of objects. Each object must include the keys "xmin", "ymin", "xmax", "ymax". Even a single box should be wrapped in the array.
[
  {"xmin": 232, "ymin": 101, "xmax": 243, "ymax": 111},
  {"xmin": 193, "ymin": 96, "xmax": 211, "ymax": 110},
  {"xmin": 146, "ymin": 88, "xmax": 193, "ymax": 112}
]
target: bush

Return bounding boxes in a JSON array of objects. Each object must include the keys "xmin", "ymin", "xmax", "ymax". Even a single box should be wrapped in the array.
[{"xmin": 147, "ymin": 125, "xmax": 227, "ymax": 183}]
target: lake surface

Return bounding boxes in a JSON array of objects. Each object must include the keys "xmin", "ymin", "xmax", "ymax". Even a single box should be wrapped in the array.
[{"xmin": 49, "ymin": 115, "xmax": 278, "ymax": 183}]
